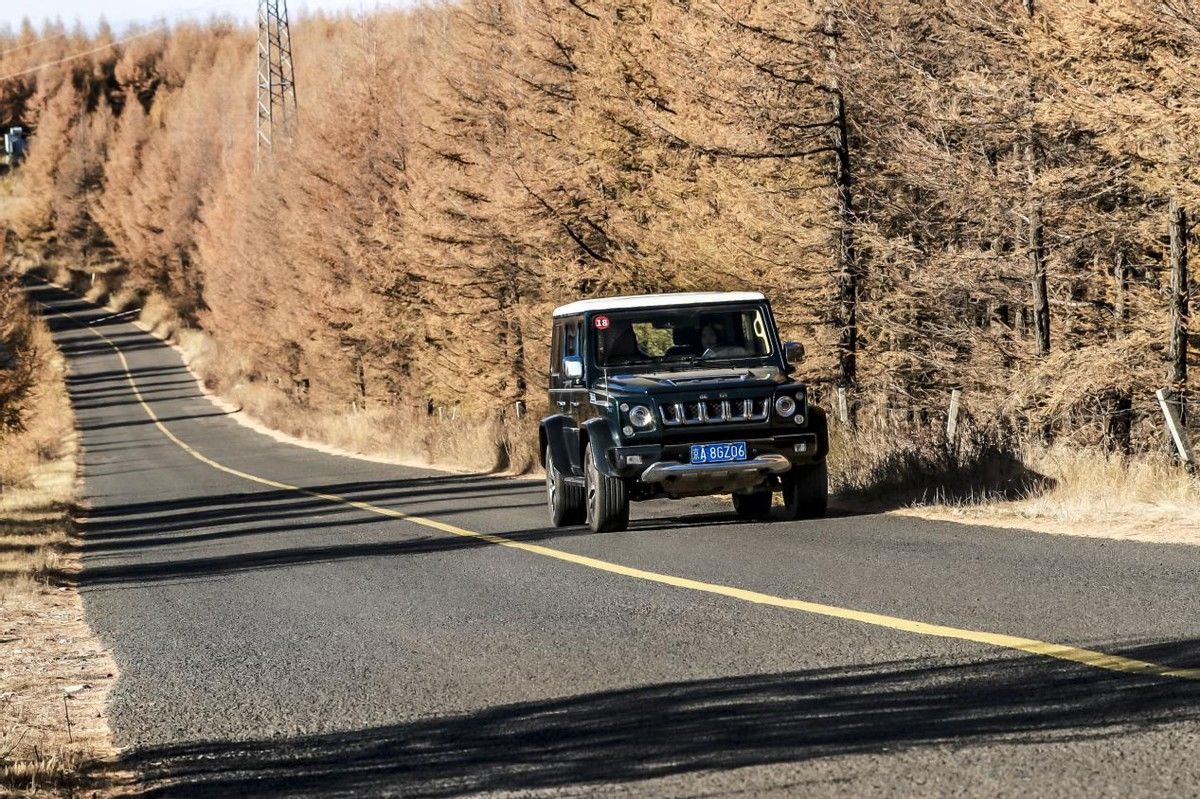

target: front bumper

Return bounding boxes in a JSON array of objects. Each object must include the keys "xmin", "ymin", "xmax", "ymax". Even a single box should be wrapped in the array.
[
  {"xmin": 609, "ymin": 433, "xmax": 823, "ymax": 496},
  {"xmin": 641, "ymin": 454, "xmax": 791, "ymax": 484}
]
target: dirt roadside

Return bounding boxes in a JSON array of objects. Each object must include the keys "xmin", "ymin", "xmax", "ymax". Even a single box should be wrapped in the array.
[{"xmin": 1, "ymin": 309, "xmax": 126, "ymax": 797}]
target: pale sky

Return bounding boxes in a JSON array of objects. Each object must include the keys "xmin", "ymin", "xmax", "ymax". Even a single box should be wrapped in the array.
[{"xmin": 1, "ymin": 1, "xmax": 414, "ymax": 34}]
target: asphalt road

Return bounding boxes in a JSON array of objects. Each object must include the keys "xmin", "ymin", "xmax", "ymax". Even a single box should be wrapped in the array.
[{"xmin": 32, "ymin": 282, "xmax": 1200, "ymax": 798}]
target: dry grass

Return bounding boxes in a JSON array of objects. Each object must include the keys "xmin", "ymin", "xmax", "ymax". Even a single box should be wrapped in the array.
[
  {"xmin": 828, "ymin": 423, "xmax": 1043, "ymax": 509},
  {"xmin": 0, "ymin": 184, "xmax": 33, "ymax": 230},
  {"xmin": 828, "ymin": 421, "xmax": 1200, "ymax": 543},
  {"xmin": 78, "ymin": 265, "xmax": 129, "ymax": 308},
  {"xmin": 0, "ymin": 316, "xmax": 123, "ymax": 798},
  {"xmin": 899, "ymin": 444, "xmax": 1200, "ymax": 543},
  {"xmin": 200, "ymin": 376, "xmax": 516, "ymax": 474},
  {"xmin": 134, "ymin": 293, "xmax": 184, "ymax": 342}
]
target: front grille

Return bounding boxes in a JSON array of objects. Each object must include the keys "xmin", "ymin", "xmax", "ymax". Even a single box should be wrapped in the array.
[{"xmin": 660, "ymin": 398, "xmax": 770, "ymax": 426}]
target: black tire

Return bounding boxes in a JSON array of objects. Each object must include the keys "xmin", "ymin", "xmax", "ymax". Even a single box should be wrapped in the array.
[
  {"xmin": 781, "ymin": 462, "xmax": 828, "ymax": 520},
  {"xmin": 546, "ymin": 445, "xmax": 585, "ymax": 527},
  {"xmin": 732, "ymin": 491, "xmax": 773, "ymax": 520},
  {"xmin": 585, "ymin": 443, "xmax": 630, "ymax": 533}
]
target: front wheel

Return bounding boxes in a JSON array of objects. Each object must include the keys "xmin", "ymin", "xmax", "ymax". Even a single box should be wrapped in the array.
[
  {"xmin": 546, "ymin": 445, "xmax": 585, "ymax": 527},
  {"xmin": 585, "ymin": 443, "xmax": 629, "ymax": 533},
  {"xmin": 732, "ymin": 491, "xmax": 773, "ymax": 520},
  {"xmin": 781, "ymin": 462, "xmax": 828, "ymax": 520}
]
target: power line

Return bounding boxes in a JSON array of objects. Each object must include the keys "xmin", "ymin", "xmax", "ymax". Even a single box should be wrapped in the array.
[
  {"xmin": 0, "ymin": 26, "xmax": 167, "ymax": 85},
  {"xmin": 0, "ymin": 0, "xmax": 251, "ymax": 85},
  {"xmin": 0, "ymin": 32, "xmax": 67, "ymax": 61}
]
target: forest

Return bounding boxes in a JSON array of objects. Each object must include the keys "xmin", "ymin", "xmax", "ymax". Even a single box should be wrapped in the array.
[{"xmin": 1, "ymin": 0, "xmax": 1197, "ymax": 476}]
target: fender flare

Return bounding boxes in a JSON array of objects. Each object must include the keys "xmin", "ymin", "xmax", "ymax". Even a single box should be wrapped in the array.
[
  {"xmin": 539, "ymin": 414, "xmax": 578, "ymax": 476},
  {"xmin": 580, "ymin": 416, "xmax": 621, "ymax": 478},
  {"xmin": 807, "ymin": 406, "xmax": 830, "ymax": 460}
]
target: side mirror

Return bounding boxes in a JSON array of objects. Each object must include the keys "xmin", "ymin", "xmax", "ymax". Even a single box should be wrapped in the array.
[
  {"xmin": 784, "ymin": 341, "xmax": 805, "ymax": 366},
  {"xmin": 563, "ymin": 356, "xmax": 584, "ymax": 380}
]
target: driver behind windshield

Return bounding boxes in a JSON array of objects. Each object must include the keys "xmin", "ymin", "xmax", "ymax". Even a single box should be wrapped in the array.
[{"xmin": 698, "ymin": 319, "xmax": 751, "ymax": 358}]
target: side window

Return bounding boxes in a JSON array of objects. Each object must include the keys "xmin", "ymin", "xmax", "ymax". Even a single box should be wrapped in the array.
[
  {"xmin": 550, "ymin": 322, "xmax": 563, "ymax": 375},
  {"xmin": 564, "ymin": 322, "xmax": 579, "ymax": 358}
]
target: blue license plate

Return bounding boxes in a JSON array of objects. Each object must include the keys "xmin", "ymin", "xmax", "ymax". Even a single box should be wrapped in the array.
[{"xmin": 690, "ymin": 441, "xmax": 748, "ymax": 464}]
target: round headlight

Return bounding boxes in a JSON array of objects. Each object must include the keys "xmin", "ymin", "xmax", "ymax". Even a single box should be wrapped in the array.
[
  {"xmin": 775, "ymin": 395, "xmax": 797, "ymax": 417},
  {"xmin": 628, "ymin": 405, "xmax": 654, "ymax": 429}
]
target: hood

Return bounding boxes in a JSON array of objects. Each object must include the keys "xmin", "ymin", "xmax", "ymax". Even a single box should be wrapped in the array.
[{"xmin": 601, "ymin": 366, "xmax": 784, "ymax": 395}]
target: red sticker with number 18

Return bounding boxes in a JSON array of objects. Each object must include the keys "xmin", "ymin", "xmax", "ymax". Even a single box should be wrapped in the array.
[{"xmin": 594, "ymin": 315, "xmax": 611, "ymax": 330}]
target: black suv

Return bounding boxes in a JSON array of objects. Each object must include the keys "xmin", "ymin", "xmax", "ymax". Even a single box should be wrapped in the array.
[{"xmin": 540, "ymin": 292, "xmax": 829, "ymax": 532}]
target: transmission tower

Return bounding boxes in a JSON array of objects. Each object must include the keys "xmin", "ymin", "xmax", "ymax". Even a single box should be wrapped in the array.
[{"xmin": 256, "ymin": 0, "xmax": 298, "ymax": 159}]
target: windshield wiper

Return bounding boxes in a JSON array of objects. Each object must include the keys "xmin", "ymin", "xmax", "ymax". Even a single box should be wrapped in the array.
[
  {"xmin": 702, "ymin": 354, "xmax": 751, "ymax": 367},
  {"xmin": 667, "ymin": 355, "xmax": 705, "ymax": 371}
]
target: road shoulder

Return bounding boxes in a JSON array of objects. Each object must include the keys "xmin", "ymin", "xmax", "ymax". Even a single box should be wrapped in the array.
[
  {"xmin": 894, "ymin": 502, "xmax": 1200, "ymax": 546},
  {"xmin": 0, "ymin": 306, "xmax": 126, "ymax": 797}
]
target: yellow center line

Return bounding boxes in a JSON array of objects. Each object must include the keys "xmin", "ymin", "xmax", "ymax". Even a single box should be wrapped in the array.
[{"xmin": 50, "ymin": 296, "xmax": 1200, "ymax": 682}]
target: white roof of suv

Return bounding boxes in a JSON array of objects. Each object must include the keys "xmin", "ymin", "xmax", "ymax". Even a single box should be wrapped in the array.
[{"xmin": 552, "ymin": 291, "xmax": 766, "ymax": 318}]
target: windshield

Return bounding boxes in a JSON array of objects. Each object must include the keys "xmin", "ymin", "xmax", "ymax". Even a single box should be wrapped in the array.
[{"xmin": 591, "ymin": 305, "xmax": 775, "ymax": 369}]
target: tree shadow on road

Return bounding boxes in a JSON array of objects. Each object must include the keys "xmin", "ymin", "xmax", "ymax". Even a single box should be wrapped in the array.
[
  {"xmin": 65, "ymin": 365, "xmax": 187, "ymax": 387},
  {"xmin": 107, "ymin": 641, "xmax": 1200, "ymax": 798},
  {"xmin": 71, "ymin": 464, "xmax": 826, "ymax": 587},
  {"xmin": 70, "ymin": 474, "xmax": 572, "ymax": 587}
]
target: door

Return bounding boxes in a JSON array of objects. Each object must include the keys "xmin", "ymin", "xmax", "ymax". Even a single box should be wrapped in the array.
[
  {"xmin": 563, "ymin": 318, "xmax": 585, "ymax": 411},
  {"xmin": 550, "ymin": 318, "xmax": 585, "ymax": 477}
]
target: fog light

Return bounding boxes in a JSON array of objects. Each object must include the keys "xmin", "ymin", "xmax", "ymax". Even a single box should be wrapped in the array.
[
  {"xmin": 794, "ymin": 414, "xmax": 805, "ymax": 425},
  {"xmin": 626, "ymin": 454, "xmax": 644, "ymax": 465},
  {"xmin": 794, "ymin": 442, "xmax": 808, "ymax": 453},
  {"xmin": 622, "ymin": 425, "xmax": 635, "ymax": 436},
  {"xmin": 775, "ymin": 395, "xmax": 797, "ymax": 417}
]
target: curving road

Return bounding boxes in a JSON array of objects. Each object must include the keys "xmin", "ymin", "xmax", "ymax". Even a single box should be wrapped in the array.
[{"xmin": 32, "ymin": 282, "xmax": 1200, "ymax": 797}]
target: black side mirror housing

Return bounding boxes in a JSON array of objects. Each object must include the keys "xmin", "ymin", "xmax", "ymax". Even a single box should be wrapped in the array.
[{"xmin": 784, "ymin": 341, "xmax": 805, "ymax": 366}]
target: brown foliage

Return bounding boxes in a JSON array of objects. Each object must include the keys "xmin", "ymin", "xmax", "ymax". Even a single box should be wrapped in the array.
[{"xmin": 0, "ymin": 275, "xmax": 36, "ymax": 437}]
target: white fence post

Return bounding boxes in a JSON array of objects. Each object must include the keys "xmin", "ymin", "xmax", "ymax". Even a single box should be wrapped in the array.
[
  {"xmin": 1156, "ymin": 387, "xmax": 1195, "ymax": 469},
  {"xmin": 836, "ymin": 387, "xmax": 850, "ymax": 426},
  {"xmin": 946, "ymin": 389, "xmax": 962, "ymax": 451}
]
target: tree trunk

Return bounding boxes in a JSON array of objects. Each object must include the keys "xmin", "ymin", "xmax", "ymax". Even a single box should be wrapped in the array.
[
  {"xmin": 1022, "ymin": 1, "xmax": 1050, "ymax": 358},
  {"xmin": 355, "ymin": 354, "xmax": 367, "ymax": 407},
  {"xmin": 1026, "ymin": 141, "xmax": 1050, "ymax": 357},
  {"xmin": 1168, "ymin": 198, "xmax": 1189, "ymax": 422},
  {"xmin": 1112, "ymin": 250, "xmax": 1127, "ymax": 339},
  {"xmin": 825, "ymin": 11, "xmax": 860, "ymax": 389},
  {"xmin": 1102, "ymin": 389, "xmax": 1132, "ymax": 454},
  {"xmin": 501, "ymin": 271, "xmax": 527, "ymax": 398}
]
